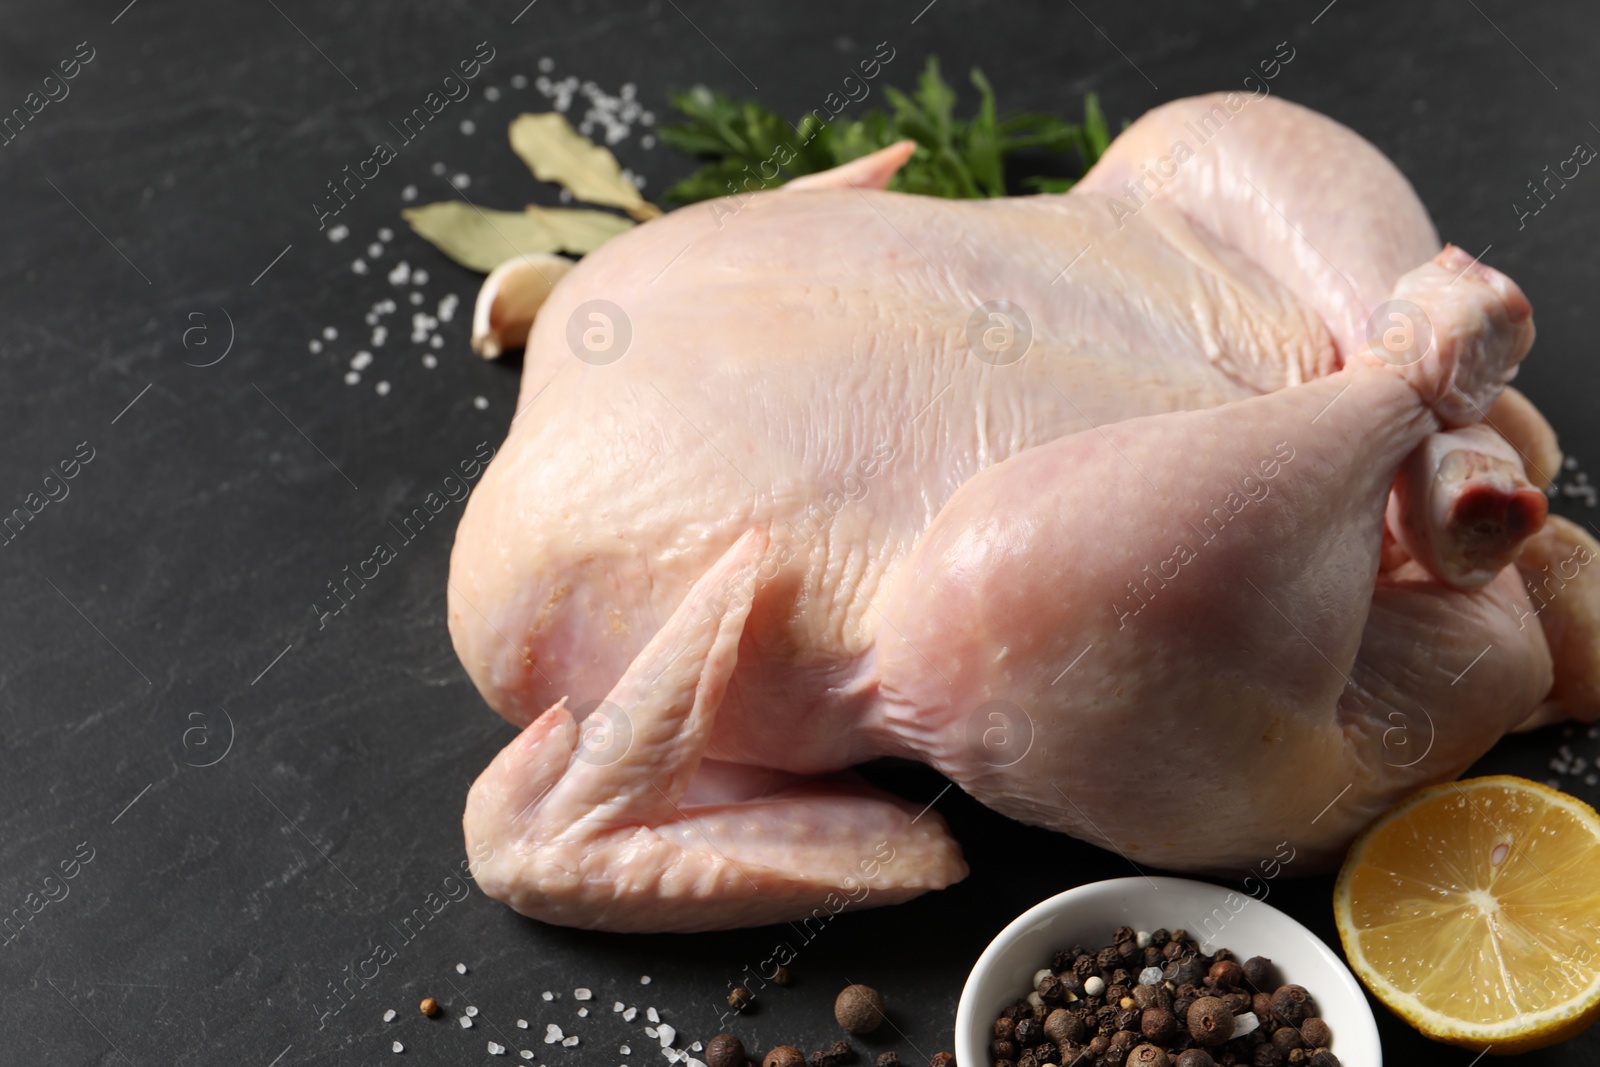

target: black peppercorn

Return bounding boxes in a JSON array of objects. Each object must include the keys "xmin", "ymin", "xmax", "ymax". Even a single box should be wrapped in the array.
[
  {"xmin": 1269, "ymin": 985, "xmax": 1312, "ymax": 1027},
  {"xmin": 1150, "ymin": 929, "xmax": 1171, "ymax": 947},
  {"xmin": 1052, "ymin": 950, "xmax": 1074, "ymax": 971},
  {"xmin": 1139, "ymin": 1005, "xmax": 1177, "ymax": 1043},
  {"xmin": 1115, "ymin": 1007, "xmax": 1141, "ymax": 1031},
  {"xmin": 990, "ymin": 1040, "xmax": 1017, "ymax": 1060},
  {"xmin": 1058, "ymin": 974, "xmax": 1085, "ymax": 998},
  {"xmin": 1109, "ymin": 1031, "xmax": 1138, "ymax": 1054},
  {"xmin": 1128, "ymin": 1045, "xmax": 1170, "ymax": 1067},
  {"xmin": 1175, "ymin": 1052, "xmax": 1215, "ymax": 1067},
  {"xmin": 876, "ymin": 1054, "xmax": 898, "ymax": 1067},
  {"xmin": 1118, "ymin": 938, "xmax": 1141, "ymax": 964},
  {"xmin": 729, "ymin": 987, "xmax": 754, "ymax": 1010},
  {"xmin": 1143, "ymin": 946, "xmax": 1166, "ymax": 969},
  {"xmin": 1212, "ymin": 949, "xmax": 1234, "ymax": 962},
  {"xmin": 1284, "ymin": 1051, "xmax": 1307, "ymax": 1067},
  {"xmin": 1219, "ymin": 993, "xmax": 1251, "ymax": 1015},
  {"xmin": 930, "ymin": 1052, "xmax": 955, "ymax": 1067},
  {"xmin": 1240, "ymin": 957, "xmax": 1274, "ymax": 991},
  {"xmin": 1111, "ymin": 969, "xmax": 1133, "ymax": 988},
  {"xmin": 1074, "ymin": 956, "xmax": 1097, "ymax": 981},
  {"xmin": 1298, "ymin": 1019, "xmax": 1330, "ymax": 1048},
  {"xmin": 1094, "ymin": 1005, "xmax": 1119, "ymax": 1031},
  {"xmin": 1186, "ymin": 997, "xmax": 1232, "ymax": 1048},
  {"xmin": 1016, "ymin": 1050, "xmax": 1037, "ymax": 1067},
  {"xmin": 707, "ymin": 1035, "xmax": 746, "ymax": 1067},
  {"xmin": 1108, "ymin": 985, "xmax": 1131, "ymax": 1006},
  {"xmin": 1305, "ymin": 1052, "xmax": 1338, "ymax": 1067},
  {"xmin": 1037, "ymin": 974, "xmax": 1064, "ymax": 1004},
  {"xmin": 1043, "ymin": 1009, "xmax": 1084, "ymax": 1046},
  {"xmin": 1163, "ymin": 941, "xmax": 1185, "ymax": 962},
  {"xmin": 1173, "ymin": 956, "xmax": 1208, "ymax": 987},
  {"xmin": 1172, "ymin": 996, "xmax": 1196, "ymax": 1022},
  {"xmin": 1013, "ymin": 1018, "xmax": 1041, "ymax": 1047},
  {"xmin": 1097, "ymin": 947, "xmax": 1122, "ymax": 972}
]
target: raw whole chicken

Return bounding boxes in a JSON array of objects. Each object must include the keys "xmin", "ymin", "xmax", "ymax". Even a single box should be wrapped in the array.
[{"xmin": 447, "ymin": 91, "xmax": 1600, "ymax": 932}]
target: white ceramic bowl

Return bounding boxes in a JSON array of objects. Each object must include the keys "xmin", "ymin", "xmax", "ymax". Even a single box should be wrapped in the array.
[{"xmin": 955, "ymin": 877, "xmax": 1380, "ymax": 1065}]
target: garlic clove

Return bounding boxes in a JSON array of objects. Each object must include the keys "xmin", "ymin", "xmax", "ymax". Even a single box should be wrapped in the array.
[{"xmin": 471, "ymin": 253, "xmax": 574, "ymax": 360}]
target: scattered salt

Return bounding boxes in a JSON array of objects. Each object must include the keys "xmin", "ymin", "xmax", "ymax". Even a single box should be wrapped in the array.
[
  {"xmin": 430, "ymin": 335, "xmax": 445, "ymax": 348},
  {"xmin": 658, "ymin": 1025, "xmax": 676, "ymax": 1047},
  {"xmin": 351, "ymin": 351, "xmax": 373, "ymax": 370},
  {"xmin": 322, "ymin": 326, "xmax": 338, "ymax": 340},
  {"xmin": 467, "ymin": 1006, "xmax": 480, "ymax": 1018},
  {"xmin": 451, "ymin": 173, "xmax": 471, "ymax": 189},
  {"xmin": 422, "ymin": 353, "xmax": 438, "ymax": 368},
  {"xmin": 1231, "ymin": 1012, "xmax": 1260, "ymax": 1038},
  {"xmin": 388, "ymin": 262, "xmax": 411, "ymax": 287},
  {"xmin": 372, "ymin": 325, "xmax": 388, "ymax": 346},
  {"xmin": 519, "ymin": 1020, "xmax": 530, "ymax": 1029},
  {"xmin": 401, "ymin": 184, "xmax": 418, "ymax": 202},
  {"xmin": 308, "ymin": 339, "xmax": 323, "ymax": 353},
  {"xmin": 522, "ymin": 1054, "xmax": 535, "ymax": 1062},
  {"xmin": 613, "ymin": 1002, "xmax": 625, "ymax": 1013},
  {"xmin": 327, "ymin": 224, "xmax": 349, "ymax": 243},
  {"xmin": 490, "ymin": 1042, "xmax": 507, "ymax": 1056},
  {"xmin": 344, "ymin": 371, "xmax": 360, "ymax": 385},
  {"xmin": 512, "ymin": 73, "xmax": 529, "ymax": 88},
  {"xmin": 621, "ymin": 1047, "xmax": 632, "ymax": 1056},
  {"xmin": 579, "ymin": 1008, "xmax": 589, "ymax": 1018},
  {"xmin": 461, "ymin": 1016, "xmax": 475, "ymax": 1029},
  {"xmin": 641, "ymin": 135, "xmax": 656, "ymax": 150},
  {"xmin": 538, "ymin": 57, "xmax": 554, "ymax": 73},
  {"xmin": 645, "ymin": 1027, "xmax": 658, "ymax": 1039},
  {"xmin": 543, "ymin": 992, "xmax": 555, "ymax": 1001},
  {"xmin": 379, "ymin": 227, "xmax": 394, "ymax": 242},
  {"xmin": 474, "ymin": 395, "xmax": 489, "ymax": 410},
  {"xmin": 393, "ymin": 1040, "xmax": 404, "ymax": 1053},
  {"xmin": 438, "ymin": 294, "xmax": 460, "ymax": 322},
  {"xmin": 622, "ymin": 1008, "xmax": 637, "ymax": 1022},
  {"xmin": 414, "ymin": 269, "xmax": 430, "ymax": 286},
  {"xmin": 375, "ymin": 380, "xmax": 391, "ymax": 396},
  {"xmin": 546, "ymin": 1024, "xmax": 564, "ymax": 1043},
  {"xmin": 432, "ymin": 161, "xmax": 447, "ymax": 176},
  {"xmin": 352, "ymin": 259, "xmax": 369, "ymax": 274},
  {"xmin": 691, "ymin": 1043, "xmax": 703, "ymax": 1052},
  {"xmin": 367, "ymin": 242, "xmax": 383, "ymax": 259},
  {"xmin": 563, "ymin": 1037, "xmax": 580, "ymax": 1048},
  {"xmin": 646, "ymin": 1008, "xmax": 659, "ymax": 1023},
  {"xmin": 384, "ymin": 1009, "xmax": 396, "ymax": 1022},
  {"xmin": 486, "ymin": 86, "xmax": 502, "ymax": 101},
  {"xmin": 461, "ymin": 119, "xmax": 477, "ymax": 135},
  {"xmin": 410, "ymin": 292, "xmax": 425, "ymax": 305}
]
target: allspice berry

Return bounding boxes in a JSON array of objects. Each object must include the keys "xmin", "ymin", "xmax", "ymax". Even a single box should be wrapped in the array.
[
  {"xmin": 876, "ymin": 1053, "xmax": 900, "ymax": 1067},
  {"xmin": 1175, "ymin": 1051, "xmax": 1215, "ymax": 1067},
  {"xmin": 419, "ymin": 996, "xmax": 439, "ymax": 1016},
  {"xmin": 835, "ymin": 984, "xmax": 886, "ymax": 1034},
  {"xmin": 1140, "ymin": 1006, "xmax": 1177, "ymax": 1043},
  {"xmin": 1269, "ymin": 985, "xmax": 1312, "ymax": 1027},
  {"xmin": 1043, "ymin": 1008, "xmax": 1084, "ymax": 1046},
  {"xmin": 1185, "ymin": 996, "xmax": 1232, "ymax": 1048},
  {"xmin": 772, "ymin": 965, "xmax": 792, "ymax": 986},
  {"xmin": 929, "ymin": 1053, "xmax": 955, "ymax": 1067},
  {"xmin": 1206, "ymin": 960, "xmax": 1244, "ymax": 990},
  {"xmin": 765, "ymin": 1047, "xmax": 805, "ymax": 1067},
  {"xmin": 1128, "ymin": 1046, "xmax": 1170, "ymax": 1067},
  {"xmin": 1241, "ymin": 956, "xmax": 1276, "ymax": 990},
  {"xmin": 1299, "ymin": 1018, "xmax": 1331, "ymax": 1047},
  {"xmin": 708, "ymin": 1034, "xmax": 746, "ymax": 1067},
  {"xmin": 729, "ymin": 986, "xmax": 755, "ymax": 1011}
]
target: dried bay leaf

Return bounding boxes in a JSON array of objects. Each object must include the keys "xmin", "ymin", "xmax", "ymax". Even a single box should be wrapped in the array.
[
  {"xmin": 510, "ymin": 112, "xmax": 662, "ymax": 221},
  {"xmin": 402, "ymin": 201, "xmax": 562, "ymax": 272},
  {"xmin": 524, "ymin": 204, "xmax": 635, "ymax": 254}
]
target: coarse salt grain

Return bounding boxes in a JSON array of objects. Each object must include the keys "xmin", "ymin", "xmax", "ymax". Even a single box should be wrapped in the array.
[
  {"xmin": 522, "ymin": 1054, "xmax": 535, "ymax": 1062},
  {"xmin": 547, "ymin": 1024, "xmax": 564, "ymax": 1040},
  {"xmin": 563, "ymin": 1037, "xmax": 580, "ymax": 1048},
  {"xmin": 519, "ymin": 1019, "xmax": 530, "ymax": 1028},
  {"xmin": 352, "ymin": 259, "xmax": 369, "ymax": 274},
  {"xmin": 461, "ymin": 1016, "xmax": 475, "ymax": 1029},
  {"xmin": 368, "ymin": 242, "xmax": 383, "ymax": 259},
  {"xmin": 622, "ymin": 1007, "xmax": 637, "ymax": 1021},
  {"xmin": 474, "ymin": 395, "xmax": 489, "ymax": 410},
  {"xmin": 393, "ymin": 1040, "xmax": 404, "ymax": 1053},
  {"xmin": 486, "ymin": 86, "xmax": 502, "ymax": 101},
  {"xmin": 308, "ymin": 339, "xmax": 323, "ymax": 353},
  {"xmin": 646, "ymin": 1008, "xmax": 659, "ymax": 1023},
  {"xmin": 323, "ymin": 326, "xmax": 338, "ymax": 340},
  {"xmin": 432, "ymin": 161, "xmax": 447, "ymax": 176},
  {"xmin": 512, "ymin": 74, "xmax": 529, "ymax": 88},
  {"xmin": 372, "ymin": 326, "xmax": 388, "ymax": 346},
  {"xmin": 438, "ymin": 294, "xmax": 459, "ymax": 322},
  {"xmin": 461, "ymin": 119, "xmax": 477, "ymax": 135},
  {"xmin": 375, "ymin": 380, "xmax": 391, "ymax": 396},
  {"xmin": 538, "ymin": 58, "xmax": 554, "ymax": 73},
  {"xmin": 613, "ymin": 1002, "xmax": 625, "ymax": 1013},
  {"xmin": 422, "ymin": 353, "xmax": 438, "ymax": 368},
  {"xmin": 645, "ymin": 1027, "xmax": 658, "ymax": 1039},
  {"xmin": 351, "ymin": 351, "xmax": 373, "ymax": 370},
  {"xmin": 344, "ymin": 371, "xmax": 360, "ymax": 385},
  {"xmin": 451, "ymin": 173, "xmax": 471, "ymax": 189},
  {"xmin": 1136, "ymin": 930, "xmax": 1151, "ymax": 948},
  {"xmin": 467, "ymin": 1006, "xmax": 480, "ymax": 1017},
  {"xmin": 658, "ymin": 1025, "xmax": 676, "ymax": 1047},
  {"xmin": 384, "ymin": 1009, "xmax": 396, "ymax": 1022},
  {"xmin": 490, "ymin": 1042, "xmax": 507, "ymax": 1055},
  {"xmin": 543, "ymin": 992, "xmax": 555, "ymax": 1001},
  {"xmin": 388, "ymin": 262, "xmax": 410, "ymax": 286},
  {"xmin": 621, "ymin": 1047, "xmax": 632, "ymax": 1056},
  {"xmin": 1032, "ymin": 969, "xmax": 1052, "ymax": 989},
  {"xmin": 401, "ymin": 184, "xmax": 418, "ymax": 201},
  {"xmin": 379, "ymin": 227, "xmax": 394, "ymax": 242},
  {"xmin": 430, "ymin": 335, "xmax": 445, "ymax": 348},
  {"xmin": 327, "ymin": 224, "xmax": 349, "ymax": 242},
  {"xmin": 1138, "ymin": 967, "xmax": 1163, "ymax": 986},
  {"xmin": 579, "ymin": 1008, "xmax": 589, "ymax": 1018},
  {"xmin": 410, "ymin": 292, "xmax": 425, "ymax": 305},
  {"xmin": 1230, "ymin": 1012, "xmax": 1260, "ymax": 1039},
  {"xmin": 691, "ymin": 1043, "xmax": 703, "ymax": 1053},
  {"xmin": 414, "ymin": 269, "xmax": 430, "ymax": 286}
]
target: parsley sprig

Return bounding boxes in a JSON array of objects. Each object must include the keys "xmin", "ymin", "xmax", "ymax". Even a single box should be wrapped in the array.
[{"xmin": 659, "ymin": 57, "xmax": 1114, "ymax": 204}]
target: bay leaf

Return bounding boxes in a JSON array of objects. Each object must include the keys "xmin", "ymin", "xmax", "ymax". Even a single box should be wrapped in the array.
[
  {"xmin": 509, "ymin": 112, "xmax": 662, "ymax": 221},
  {"xmin": 524, "ymin": 204, "xmax": 635, "ymax": 254},
  {"xmin": 402, "ymin": 201, "xmax": 563, "ymax": 273}
]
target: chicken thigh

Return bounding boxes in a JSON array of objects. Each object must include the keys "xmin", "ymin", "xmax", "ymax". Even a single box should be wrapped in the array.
[{"xmin": 448, "ymin": 92, "xmax": 1600, "ymax": 932}]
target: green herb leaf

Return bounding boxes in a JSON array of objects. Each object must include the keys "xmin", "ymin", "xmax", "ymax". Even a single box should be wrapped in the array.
[{"xmin": 660, "ymin": 57, "xmax": 1116, "ymax": 204}]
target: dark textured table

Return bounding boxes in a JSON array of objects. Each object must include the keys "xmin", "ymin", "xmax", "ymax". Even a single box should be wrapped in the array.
[{"xmin": 3, "ymin": 1, "xmax": 1598, "ymax": 1063}]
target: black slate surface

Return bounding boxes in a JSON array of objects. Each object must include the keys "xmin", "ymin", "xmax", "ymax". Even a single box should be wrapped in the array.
[{"xmin": 3, "ymin": 1, "xmax": 1598, "ymax": 1064}]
